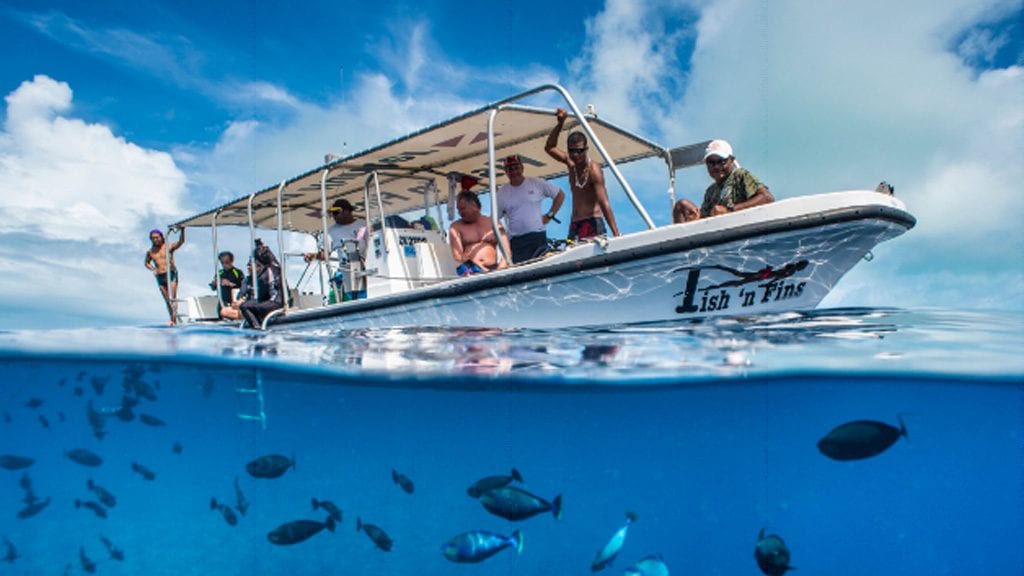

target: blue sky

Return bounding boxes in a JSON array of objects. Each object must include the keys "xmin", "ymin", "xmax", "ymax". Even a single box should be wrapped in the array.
[{"xmin": 0, "ymin": 0, "xmax": 1021, "ymax": 328}]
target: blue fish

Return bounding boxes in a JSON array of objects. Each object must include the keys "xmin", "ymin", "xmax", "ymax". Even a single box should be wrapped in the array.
[
  {"xmin": 442, "ymin": 530, "xmax": 523, "ymax": 563},
  {"xmin": 591, "ymin": 511, "xmax": 637, "ymax": 572},
  {"xmin": 480, "ymin": 486, "xmax": 562, "ymax": 521},
  {"xmin": 625, "ymin": 553, "xmax": 670, "ymax": 576}
]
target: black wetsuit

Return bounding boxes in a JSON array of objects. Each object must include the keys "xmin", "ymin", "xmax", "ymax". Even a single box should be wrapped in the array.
[{"xmin": 240, "ymin": 265, "xmax": 283, "ymax": 328}]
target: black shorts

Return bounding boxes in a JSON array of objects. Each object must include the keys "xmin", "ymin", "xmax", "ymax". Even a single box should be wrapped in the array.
[
  {"xmin": 509, "ymin": 231, "xmax": 548, "ymax": 264},
  {"xmin": 155, "ymin": 269, "xmax": 179, "ymax": 287}
]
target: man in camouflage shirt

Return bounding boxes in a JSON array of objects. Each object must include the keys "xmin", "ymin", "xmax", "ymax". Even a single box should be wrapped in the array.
[{"xmin": 698, "ymin": 139, "xmax": 774, "ymax": 217}]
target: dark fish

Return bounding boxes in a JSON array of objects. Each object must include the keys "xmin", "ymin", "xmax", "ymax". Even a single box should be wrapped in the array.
[
  {"xmin": 115, "ymin": 395, "xmax": 136, "ymax": 422},
  {"xmin": 0, "ymin": 455, "xmax": 34, "ymax": 471},
  {"xmin": 16, "ymin": 497, "xmax": 50, "ymax": 519},
  {"xmin": 246, "ymin": 453, "xmax": 295, "ymax": 479},
  {"xmin": 75, "ymin": 499, "xmax": 108, "ymax": 519},
  {"xmin": 73, "ymin": 387, "xmax": 83, "ymax": 397},
  {"xmin": 480, "ymin": 486, "xmax": 563, "ymax": 521},
  {"xmin": 817, "ymin": 416, "xmax": 908, "ymax": 461},
  {"xmin": 356, "ymin": 517, "xmax": 393, "ymax": 551},
  {"xmin": 120, "ymin": 394, "xmax": 140, "ymax": 409},
  {"xmin": 139, "ymin": 413, "xmax": 166, "ymax": 427},
  {"xmin": 76, "ymin": 370, "xmax": 88, "ymax": 381},
  {"xmin": 210, "ymin": 498, "xmax": 238, "ymax": 526},
  {"xmin": 267, "ymin": 516, "xmax": 336, "ymax": 545},
  {"xmin": 131, "ymin": 461, "xmax": 156, "ymax": 481},
  {"xmin": 87, "ymin": 479, "xmax": 117, "ymax": 508},
  {"xmin": 86, "ymin": 401, "xmax": 106, "ymax": 440},
  {"xmin": 99, "ymin": 535, "xmax": 124, "ymax": 561},
  {"xmin": 25, "ymin": 398, "xmax": 43, "ymax": 409},
  {"xmin": 311, "ymin": 498, "xmax": 342, "ymax": 522},
  {"xmin": 172, "ymin": 441, "xmax": 183, "ymax": 455},
  {"xmin": 130, "ymin": 380, "xmax": 158, "ymax": 402},
  {"xmin": 467, "ymin": 467, "xmax": 524, "ymax": 498},
  {"xmin": 18, "ymin": 473, "xmax": 33, "ymax": 494},
  {"xmin": 592, "ymin": 511, "xmax": 638, "ymax": 572},
  {"xmin": 755, "ymin": 528, "xmax": 794, "ymax": 576},
  {"xmin": 233, "ymin": 477, "xmax": 249, "ymax": 516},
  {"xmin": 66, "ymin": 449, "xmax": 103, "ymax": 467},
  {"xmin": 90, "ymin": 376, "xmax": 108, "ymax": 396},
  {"xmin": 79, "ymin": 546, "xmax": 96, "ymax": 574},
  {"xmin": 442, "ymin": 530, "xmax": 523, "ymax": 563},
  {"xmin": 38, "ymin": 415, "xmax": 50, "ymax": 430},
  {"xmin": 392, "ymin": 469, "xmax": 415, "ymax": 494},
  {"xmin": 2, "ymin": 536, "xmax": 19, "ymax": 563}
]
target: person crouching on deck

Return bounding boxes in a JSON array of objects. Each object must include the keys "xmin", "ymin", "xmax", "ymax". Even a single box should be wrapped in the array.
[
  {"xmin": 240, "ymin": 241, "xmax": 284, "ymax": 329},
  {"xmin": 144, "ymin": 227, "xmax": 185, "ymax": 325},
  {"xmin": 449, "ymin": 190, "xmax": 511, "ymax": 276}
]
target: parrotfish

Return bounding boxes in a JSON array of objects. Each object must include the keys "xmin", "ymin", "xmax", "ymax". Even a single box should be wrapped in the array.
[
  {"xmin": 442, "ymin": 530, "xmax": 523, "ymax": 563},
  {"xmin": 311, "ymin": 498, "xmax": 342, "ymax": 522},
  {"xmin": 755, "ymin": 528, "xmax": 794, "ymax": 576},
  {"xmin": 0, "ymin": 455, "xmax": 34, "ymax": 471},
  {"xmin": 74, "ymin": 499, "xmax": 108, "ymax": 519},
  {"xmin": 139, "ymin": 414, "xmax": 166, "ymax": 427},
  {"xmin": 16, "ymin": 497, "xmax": 50, "ymax": 519},
  {"xmin": 817, "ymin": 415, "xmax": 907, "ymax": 461},
  {"xmin": 246, "ymin": 453, "xmax": 295, "ymax": 479},
  {"xmin": 267, "ymin": 516, "xmax": 336, "ymax": 545},
  {"xmin": 210, "ymin": 498, "xmax": 238, "ymax": 526},
  {"xmin": 87, "ymin": 479, "xmax": 117, "ymax": 508},
  {"xmin": 480, "ymin": 486, "xmax": 562, "ymax": 521},
  {"xmin": 131, "ymin": 461, "xmax": 156, "ymax": 481},
  {"xmin": 79, "ymin": 546, "xmax": 96, "ymax": 574},
  {"xmin": 65, "ymin": 449, "xmax": 103, "ymax": 467},
  {"xmin": 591, "ymin": 511, "xmax": 637, "ymax": 572},
  {"xmin": 392, "ymin": 469, "xmax": 415, "ymax": 494},
  {"xmin": 25, "ymin": 398, "xmax": 43, "ymax": 409},
  {"xmin": 357, "ymin": 517, "xmax": 394, "ymax": 551},
  {"xmin": 467, "ymin": 467, "xmax": 523, "ymax": 498},
  {"xmin": 625, "ymin": 554, "xmax": 670, "ymax": 576},
  {"xmin": 99, "ymin": 535, "xmax": 124, "ymax": 561}
]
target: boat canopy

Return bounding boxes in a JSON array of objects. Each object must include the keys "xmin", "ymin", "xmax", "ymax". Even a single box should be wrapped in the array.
[{"xmin": 173, "ymin": 103, "xmax": 667, "ymax": 235}]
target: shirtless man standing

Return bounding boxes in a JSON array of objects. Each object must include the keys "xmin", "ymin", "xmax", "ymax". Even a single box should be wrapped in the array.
[
  {"xmin": 449, "ymin": 191, "xmax": 511, "ymax": 276},
  {"xmin": 545, "ymin": 108, "xmax": 620, "ymax": 240},
  {"xmin": 144, "ymin": 227, "xmax": 185, "ymax": 325}
]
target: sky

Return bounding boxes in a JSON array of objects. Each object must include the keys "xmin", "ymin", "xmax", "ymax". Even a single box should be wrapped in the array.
[{"xmin": 0, "ymin": 0, "xmax": 1021, "ymax": 329}]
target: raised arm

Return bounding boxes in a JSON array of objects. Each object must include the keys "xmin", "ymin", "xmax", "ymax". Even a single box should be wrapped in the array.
[
  {"xmin": 545, "ymin": 108, "xmax": 570, "ymax": 165},
  {"xmin": 590, "ymin": 166, "xmax": 620, "ymax": 236},
  {"xmin": 169, "ymin": 227, "xmax": 186, "ymax": 251}
]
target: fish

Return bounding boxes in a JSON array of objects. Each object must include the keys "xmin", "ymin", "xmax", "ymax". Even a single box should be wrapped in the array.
[
  {"xmin": 210, "ymin": 498, "xmax": 238, "ymax": 526},
  {"xmin": 79, "ymin": 546, "xmax": 96, "ymax": 574},
  {"xmin": 442, "ymin": 530, "xmax": 523, "ymax": 563},
  {"xmin": 311, "ymin": 498, "xmax": 342, "ymax": 522},
  {"xmin": 16, "ymin": 497, "xmax": 50, "ymax": 519},
  {"xmin": 246, "ymin": 453, "xmax": 295, "ymax": 479},
  {"xmin": 817, "ymin": 415, "xmax": 908, "ymax": 461},
  {"xmin": 0, "ymin": 455, "xmax": 34, "ymax": 471},
  {"xmin": 38, "ymin": 415, "xmax": 50, "ymax": 429},
  {"xmin": 75, "ymin": 499, "xmax": 108, "ymax": 519},
  {"xmin": 392, "ymin": 469, "xmax": 415, "ymax": 494},
  {"xmin": 129, "ymin": 380, "xmax": 158, "ymax": 402},
  {"xmin": 90, "ymin": 376, "xmax": 108, "ymax": 396},
  {"xmin": 467, "ymin": 467, "xmax": 524, "ymax": 498},
  {"xmin": 73, "ymin": 387, "xmax": 83, "ymax": 397},
  {"xmin": 755, "ymin": 528, "xmax": 794, "ymax": 576},
  {"xmin": 267, "ymin": 516, "xmax": 336, "ymax": 545},
  {"xmin": 625, "ymin": 554, "xmax": 670, "ymax": 576},
  {"xmin": 591, "ymin": 511, "xmax": 638, "ymax": 572},
  {"xmin": 87, "ymin": 479, "xmax": 117, "ymax": 508},
  {"xmin": 2, "ymin": 536, "xmax": 19, "ymax": 563},
  {"xmin": 131, "ymin": 461, "xmax": 156, "ymax": 481},
  {"xmin": 139, "ymin": 413, "xmax": 166, "ymax": 427},
  {"xmin": 233, "ymin": 477, "xmax": 249, "ymax": 515},
  {"xmin": 356, "ymin": 517, "xmax": 393, "ymax": 551},
  {"xmin": 25, "ymin": 398, "xmax": 43, "ymax": 409},
  {"xmin": 172, "ymin": 441, "xmax": 183, "ymax": 455},
  {"xmin": 66, "ymin": 449, "xmax": 103, "ymax": 467},
  {"xmin": 479, "ymin": 486, "xmax": 562, "ymax": 521},
  {"xmin": 86, "ymin": 401, "xmax": 106, "ymax": 440},
  {"xmin": 99, "ymin": 535, "xmax": 124, "ymax": 561},
  {"xmin": 18, "ymin": 473, "xmax": 34, "ymax": 496}
]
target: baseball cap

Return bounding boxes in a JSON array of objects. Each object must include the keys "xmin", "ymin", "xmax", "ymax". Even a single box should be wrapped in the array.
[
  {"xmin": 503, "ymin": 154, "xmax": 523, "ymax": 167},
  {"xmin": 328, "ymin": 198, "xmax": 355, "ymax": 212},
  {"xmin": 703, "ymin": 139, "xmax": 734, "ymax": 161}
]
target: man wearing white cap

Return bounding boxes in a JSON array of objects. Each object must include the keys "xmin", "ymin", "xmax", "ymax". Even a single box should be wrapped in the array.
[{"xmin": 696, "ymin": 139, "xmax": 773, "ymax": 218}]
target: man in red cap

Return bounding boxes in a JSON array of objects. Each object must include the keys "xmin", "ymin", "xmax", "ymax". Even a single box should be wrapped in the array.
[{"xmin": 496, "ymin": 154, "xmax": 565, "ymax": 263}]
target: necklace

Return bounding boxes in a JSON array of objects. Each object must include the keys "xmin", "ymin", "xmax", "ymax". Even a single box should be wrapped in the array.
[{"xmin": 572, "ymin": 158, "xmax": 590, "ymax": 189}]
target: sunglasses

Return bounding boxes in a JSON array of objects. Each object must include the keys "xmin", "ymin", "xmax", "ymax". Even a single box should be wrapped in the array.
[
  {"xmin": 705, "ymin": 156, "xmax": 731, "ymax": 167},
  {"xmin": 568, "ymin": 147, "xmax": 587, "ymax": 154}
]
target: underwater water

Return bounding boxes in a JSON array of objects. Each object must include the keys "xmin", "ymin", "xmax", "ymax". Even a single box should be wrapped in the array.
[{"xmin": 0, "ymin": 308, "xmax": 1021, "ymax": 575}]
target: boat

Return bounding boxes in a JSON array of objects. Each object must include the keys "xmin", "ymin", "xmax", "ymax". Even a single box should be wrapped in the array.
[{"xmin": 171, "ymin": 84, "xmax": 915, "ymax": 330}]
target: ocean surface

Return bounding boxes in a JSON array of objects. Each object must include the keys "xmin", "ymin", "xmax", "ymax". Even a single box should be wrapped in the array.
[{"xmin": 0, "ymin": 307, "xmax": 1021, "ymax": 575}]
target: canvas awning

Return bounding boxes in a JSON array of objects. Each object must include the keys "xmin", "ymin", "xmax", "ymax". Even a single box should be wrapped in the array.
[{"xmin": 173, "ymin": 103, "xmax": 667, "ymax": 235}]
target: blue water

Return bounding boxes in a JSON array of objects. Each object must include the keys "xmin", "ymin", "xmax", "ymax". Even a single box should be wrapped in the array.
[{"xmin": 1, "ymin": 308, "xmax": 1021, "ymax": 574}]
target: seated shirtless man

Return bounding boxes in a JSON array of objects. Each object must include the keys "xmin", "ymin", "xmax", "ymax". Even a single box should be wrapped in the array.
[
  {"xmin": 545, "ymin": 108, "xmax": 620, "ymax": 241},
  {"xmin": 449, "ymin": 191, "xmax": 511, "ymax": 276}
]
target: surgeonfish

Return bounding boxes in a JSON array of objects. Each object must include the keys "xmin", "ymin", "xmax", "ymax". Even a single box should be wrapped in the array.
[
  {"xmin": 466, "ymin": 467, "xmax": 523, "ymax": 498},
  {"xmin": 233, "ymin": 476, "xmax": 249, "ymax": 516},
  {"xmin": 131, "ymin": 461, "xmax": 157, "ymax": 481},
  {"xmin": 391, "ymin": 469, "xmax": 415, "ymax": 494},
  {"xmin": 0, "ymin": 455, "xmax": 34, "ymax": 471},
  {"xmin": 442, "ymin": 530, "xmax": 523, "ymax": 563},
  {"xmin": 625, "ymin": 553, "xmax": 670, "ymax": 576},
  {"xmin": 755, "ymin": 528, "xmax": 794, "ymax": 576},
  {"xmin": 16, "ymin": 497, "xmax": 50, "ymax": 519},
  {"xmin": 210, "ymin": 498, "xmax": 239, "ymax": 526},
  {"xmin": 311, "ymin": 498, "xmax": 342, "ymax": 522},
  {"xmin": 246, "ymin": 453, "xmax": 295, "ymax": 479},
  {"xmin": 267, "ymin": 516, "xmax": 336, "ymax": 545},
  {"xmin": 591, "ymin": 511, "xmax": 638, "ymax": 572},
  {"xmin": 74, "ymin": 499, "xmax": 108, "ymax": 519},
  {"xmin": 479, "ymin": 486, "xmax": 562, "ymax": 521},
  {"xmin": 78, "ymin": 546, "xmax": 96, "ymax": 574},
  {"xmin": 356, "ymin": 517, "xmax": 394, "ymax": 551},
  {"xmin": 99, "ymin": 535, "xmax": 124, "ymax": 561},
  {"xmin": 87, "ymin": 479, "xmax": 117, "ymax": 508},
  {"xmin": 2, "ymin": 536, "xmax": 19, "ymax": 563},
  {"xmin": 65, "ymin": 449, "xmax": 103, "ymax": 467},
  {"xmin": 817, "ymin": 415, "xmax": 908, "ymax": 461},
  {"xmin": 139, "ymin": 413, "xmax": 167, "ymax": 427}
]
